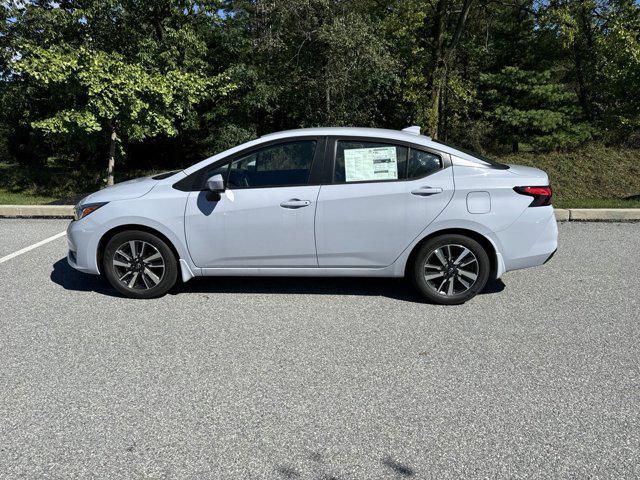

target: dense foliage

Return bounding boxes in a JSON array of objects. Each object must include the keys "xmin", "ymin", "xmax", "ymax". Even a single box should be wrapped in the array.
[{"xmin": 0, "ymin": 0, "xmax": 639, "ymax": 189}]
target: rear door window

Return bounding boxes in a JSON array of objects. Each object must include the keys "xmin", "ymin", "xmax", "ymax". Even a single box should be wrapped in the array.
[{"xmin": 334, "ymin": 141, "xmax": 408, "ymax": 183}]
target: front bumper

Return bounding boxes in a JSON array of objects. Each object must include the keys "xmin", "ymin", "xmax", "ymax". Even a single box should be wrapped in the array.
[{"xmin": 66, "ymin": 219, "xmax": 100, "ymax": 274}]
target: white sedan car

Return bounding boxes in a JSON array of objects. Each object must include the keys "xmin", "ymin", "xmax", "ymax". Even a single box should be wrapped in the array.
[{"xmin": 67, "ymin": 127, "xmax": 557, "ymax": 304}]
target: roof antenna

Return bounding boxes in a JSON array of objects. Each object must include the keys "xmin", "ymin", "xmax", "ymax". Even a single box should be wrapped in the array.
[{"xmin": 401, "ymin": 126, "xmax": 422, "ymax": 135}]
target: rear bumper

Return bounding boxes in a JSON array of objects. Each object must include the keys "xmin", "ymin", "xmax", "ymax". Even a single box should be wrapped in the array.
[{"xmin": 495, "ymin": 206, "xmax": 558, "ymax": 272}]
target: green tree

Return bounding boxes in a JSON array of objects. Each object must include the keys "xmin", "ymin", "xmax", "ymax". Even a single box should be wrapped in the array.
[
  {"xmin": 542, "ymin": 0, "xmax": 640, "ymax": 141},
  {"xmin": 481, "ymin": 66, "xmax": 592, "ymax": 151},
  {"xmin": 223, "ymin": 0, "xmax": 398, "ymax": 133},
  {"xmin": 383, "ymin": 0, "xmax": 476, "ymax": 139},
  {"xmin": 15, "ymin": 44, "xmax": 233, "ymax": 185},
  {"xmin": 592, "ymin": 1, "xmax": 640, "ymax": 141},
  {"xmin": 1, "ymin": 0, "xmax": 235, "ymax": 186}
]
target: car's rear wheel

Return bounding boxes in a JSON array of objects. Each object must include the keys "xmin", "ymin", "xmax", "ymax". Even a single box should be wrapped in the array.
[
  {"xmin": 411, "ymin": 234, "xmax": 490, "ymax": 305},
  {"xmin": 102, "ymin": 230, "xmax": 178, "ymax": 299}
]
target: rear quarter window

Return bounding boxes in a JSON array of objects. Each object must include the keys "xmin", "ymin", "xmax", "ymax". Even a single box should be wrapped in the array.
[{"xmin": 407, "ymin": 150, "xmax": 441, "ymax": 179}]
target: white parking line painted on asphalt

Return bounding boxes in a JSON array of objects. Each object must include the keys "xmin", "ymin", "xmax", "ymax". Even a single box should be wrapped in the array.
[{"xmin": 0, "ymin": 231, "xmax": 66, "ymax": 264}]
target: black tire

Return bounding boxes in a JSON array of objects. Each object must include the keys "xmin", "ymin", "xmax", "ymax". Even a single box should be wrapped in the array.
[
  {"xmin": 411, "ymin": 234, "xmax": 490, "ymax": 305},
  {"xmin": 102, "ymin": 230, "xmax": 178, "ymax": 299}
]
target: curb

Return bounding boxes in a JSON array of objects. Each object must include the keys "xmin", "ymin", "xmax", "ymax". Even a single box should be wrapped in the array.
[
  {"xmin": 565, "ymin": 208, "xmax": 640, "ymax": 222},
  {"xmin": 554, "ymin": 209, "xmax": 570, "ymax": 222},
  {"xmin": 554, "ymin": 208, "xmax": 640, "ymax": 222},
  {"xmin": 0, "ymin": 205, "xmax": 74, "ymax": 218},
  {"xmin": 0, "ymin": 204, "xmax": 639, "ymax": 222}
]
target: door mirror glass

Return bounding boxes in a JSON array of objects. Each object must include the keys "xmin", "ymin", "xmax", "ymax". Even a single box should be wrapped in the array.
[{"xmin": 206, "ymin": 173, "xmax": 225, "ymax": 193}]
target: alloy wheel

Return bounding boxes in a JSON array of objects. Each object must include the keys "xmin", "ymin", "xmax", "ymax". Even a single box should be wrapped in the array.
[
  {"xmin": 112, "ymin": 240, "xmax": 166, "ymax": 290},
  {"xmin": 423, "ymin": 244, "xmax": 479, "ymax": 296}
]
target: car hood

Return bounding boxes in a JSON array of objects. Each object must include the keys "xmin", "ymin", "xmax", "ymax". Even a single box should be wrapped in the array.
[{"xmin": 80, "ymin": 176, "xmax": 158, "ymax": 205}]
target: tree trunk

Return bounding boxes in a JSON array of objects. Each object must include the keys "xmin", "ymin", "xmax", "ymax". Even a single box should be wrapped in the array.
[
  {"xmin": 423, "ymin": 0, "xmax": 474, "ymax": 139},
  {"xmin": 440, "ymin": 67, "xmax": 448, "ymax": 140},
  {"xmin": 325, "ymin": 76, "xmax": 331, "ymax": 124},
  {"xmin": 425, "ymin": 0, "xmax": 446, "ymax": 138},
  {"xmin": 573, "ymin": 44, "xmax": 592, "ymax": 120},
  {"xmin": 107, "ymin": 126, "xmax": 118, "ymax": 187},
  {"xmin": 427, "ymin": 73, "xmax": 443, "ymax": 139},
  {"xmin": 574, "ymin": 4, "xmax": 596, "ymax": 120}
]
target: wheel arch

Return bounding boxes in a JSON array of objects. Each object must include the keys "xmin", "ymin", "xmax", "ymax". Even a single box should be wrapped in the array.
[
  {"xmin": 403, "ymin": 228, "xmax": 500, "ymax": 280},
  {"xmin": 97, "ymin": 224, "xmax": 182, "ymax": 275}
]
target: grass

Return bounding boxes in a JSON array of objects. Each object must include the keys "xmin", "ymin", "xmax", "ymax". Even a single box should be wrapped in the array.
[
  {"xmin": 0, "ymin": 188, "xmax": 57, "ymax": 205},
  {"xmin": 495, "ymin": 144, "xmax": 640, "ymax": 207}
]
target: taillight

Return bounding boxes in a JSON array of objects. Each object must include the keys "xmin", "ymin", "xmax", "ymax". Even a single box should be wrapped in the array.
[{"xmin": 514, "ymin": 186, "xmax": 552, "ymax": 207}]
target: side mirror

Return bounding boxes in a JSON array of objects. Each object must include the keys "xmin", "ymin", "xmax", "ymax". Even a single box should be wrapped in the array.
[
  {"xmin": 205, "ymin": 174, "xmax": 225, "ymax": 201},
  {"xmin": 206, "ymin": 174, "xmax": 225, "ymax": 192}
]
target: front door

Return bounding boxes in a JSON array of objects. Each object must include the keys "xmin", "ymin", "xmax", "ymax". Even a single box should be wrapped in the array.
[{"xmin": 184, "ymin": 140, "xmax": 321, "ymax": 268}]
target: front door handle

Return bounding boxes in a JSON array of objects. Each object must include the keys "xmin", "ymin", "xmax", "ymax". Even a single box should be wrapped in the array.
[
  {"xmin": 280, "ymin": 199, "xmax": 311, "ymax": 209},
  {"xmin": 411, "ymin": 186, "xmax": 443, "ymax": 197}
]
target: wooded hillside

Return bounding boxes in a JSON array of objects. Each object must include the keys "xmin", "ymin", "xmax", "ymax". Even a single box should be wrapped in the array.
[{"xmin": 1, "ymin": 1, "xmax": 638, "ymax": 194}]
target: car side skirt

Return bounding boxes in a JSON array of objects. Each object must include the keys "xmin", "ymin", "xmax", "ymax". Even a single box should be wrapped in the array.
[
  {"xmin": 199, "ymin": 260, "xmax": 506, "ymax": 279},
  {"xmin": 199, "ymin": 266, "xmax": 401, "ymax": 277}
]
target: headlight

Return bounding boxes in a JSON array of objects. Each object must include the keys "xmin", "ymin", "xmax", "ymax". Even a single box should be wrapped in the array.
[{"xmin": 74, "ymin": 202, "xmax": 108, "ymax": 221}]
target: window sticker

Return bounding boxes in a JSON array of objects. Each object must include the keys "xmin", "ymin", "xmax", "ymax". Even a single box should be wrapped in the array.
[{"xmin": 344, "ymin": 147, "xmax": 398, "ymax": 182}]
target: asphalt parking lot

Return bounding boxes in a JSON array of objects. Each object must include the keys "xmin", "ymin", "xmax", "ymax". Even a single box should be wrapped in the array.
[{"xmin": 0, "ymin": 219, "xmax": 638, "ymax": 479}]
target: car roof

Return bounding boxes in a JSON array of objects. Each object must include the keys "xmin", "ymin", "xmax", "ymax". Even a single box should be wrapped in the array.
[
  {"xmin": 259, "ymin": 127, "xmax": 430, "ymax": 143},
  {"xmin": 182, "ymin": 127, "xmax": 476, "ymax": 175}
]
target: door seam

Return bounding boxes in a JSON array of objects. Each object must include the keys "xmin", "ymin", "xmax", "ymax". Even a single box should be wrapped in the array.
[{"xmin": 312, "ymin": 186, "xmax": 322, "ymax": 267}]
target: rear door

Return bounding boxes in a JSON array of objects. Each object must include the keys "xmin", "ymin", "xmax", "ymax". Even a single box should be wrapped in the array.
[
  {"xmin": 315, "ymin": 138, "xmax": 454, "ymax": 268},
  {"xmin": 184, "ymin": 138, "xmax": 324, "ymax": 268}
]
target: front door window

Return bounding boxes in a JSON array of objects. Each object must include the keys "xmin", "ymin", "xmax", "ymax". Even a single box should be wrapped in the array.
[{"xmin": 227, "ymin": 141, "xmax": 317, "ymax": 188}]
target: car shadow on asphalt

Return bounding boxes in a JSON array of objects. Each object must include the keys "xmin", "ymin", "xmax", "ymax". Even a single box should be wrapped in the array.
[
  {"xmin": 50, "ymin": 257, "xmax": 505, "ymax": 302},
  {"xmin": 50, "ymin": 258, "xmax": 121, "ymax": 297}
]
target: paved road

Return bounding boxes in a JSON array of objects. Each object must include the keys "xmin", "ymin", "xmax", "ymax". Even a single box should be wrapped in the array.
[{"xmin": 0, "ymin": 220, "xmax": 638, "ymax": 479}]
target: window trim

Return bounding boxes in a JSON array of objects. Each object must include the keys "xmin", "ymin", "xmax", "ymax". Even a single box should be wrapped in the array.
[
  {"xmin": 173, "ymin": 135, "xmax": 450, "ymax": 192},
  {"xmin": 326, "ymin": 136, "xmax": 450, "ymax": 186},
  {"xmin": 173, "ymin": 136, "xmax": 326, "ymax": 192}
]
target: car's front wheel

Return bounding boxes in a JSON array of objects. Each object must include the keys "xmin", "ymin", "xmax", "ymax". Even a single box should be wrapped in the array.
[
  {"xmin": 411, "ymin": 234, "xmax": 490, "ymax": 305},
  {"xmin": 102, "ymin": 230, "xmax": 178, "ymax": 299}
]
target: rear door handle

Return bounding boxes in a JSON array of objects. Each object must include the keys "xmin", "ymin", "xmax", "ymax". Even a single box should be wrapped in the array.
[
  {"xmin": 411, "ymin": 187, "xmax": 443, "ymax": 197},
  {"xmin": 280, "ymin": 199, "xmax": 311, "ymax": 209}
]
